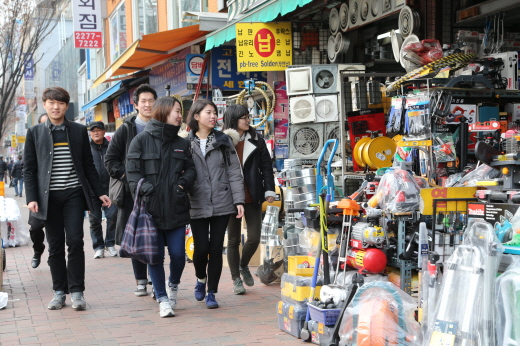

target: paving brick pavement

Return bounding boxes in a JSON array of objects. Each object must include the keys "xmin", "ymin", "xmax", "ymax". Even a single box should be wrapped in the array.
[{"xmin": 0, "ymin": 187, "xmax": 304, "ymax": 346}]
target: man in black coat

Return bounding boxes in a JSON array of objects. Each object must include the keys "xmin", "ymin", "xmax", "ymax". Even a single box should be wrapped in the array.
[
  {"xmin": 88, "ymin": 121, "xmax": 118, "ymax": 259},
  {"xmin": 105, "ymin": 84, "xmax": 157, "ymax": 297},
  {"xmin": 27, "ymin": 114, "xmax": 49, "ymax": 269},
  {"xmin": 24, "ymin": 87, "xmax": 111, "ymax": 311},
  {"xmin": 0, "ymin": 156, "xmax": 7, "ymax": 183}
]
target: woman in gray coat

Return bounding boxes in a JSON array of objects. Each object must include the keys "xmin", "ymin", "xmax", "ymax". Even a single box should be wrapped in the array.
[{"xmin": 181, "ymin": 99, "xmax": 244, "ymax": 309}]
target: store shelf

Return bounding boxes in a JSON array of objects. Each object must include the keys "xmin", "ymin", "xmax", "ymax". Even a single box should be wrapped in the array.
[{"xmin": 456, "ymin": 0, "xmax": 520, "ymax": 26}]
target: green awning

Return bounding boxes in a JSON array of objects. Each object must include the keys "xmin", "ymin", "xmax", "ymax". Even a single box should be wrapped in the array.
[{"xmin": 205, "ymin": 0, "xmax": 313, "ymax": 51}]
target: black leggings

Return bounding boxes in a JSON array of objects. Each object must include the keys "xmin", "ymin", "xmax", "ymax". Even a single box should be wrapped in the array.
[
  {"xmin": 226, "ymin": 203, "xmax": 262, "ymax": 280},
  {"xmin": 191, "ymin": 215, "xmax": 230, "ymax": 293}
]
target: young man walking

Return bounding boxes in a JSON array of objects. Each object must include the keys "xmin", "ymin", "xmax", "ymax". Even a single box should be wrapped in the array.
[
  {"xmin": 24, "ymin": 87, "xmax": 111, "ymax": 311},
  {"xmin": 88, "ymin": 121, "xmax": 118, "ymax": 259},
  {"xmin": 105, "ymin": 84, "xmax": 157, "ymax": 296}
]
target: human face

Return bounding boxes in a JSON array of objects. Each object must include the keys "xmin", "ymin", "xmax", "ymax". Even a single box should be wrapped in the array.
[
  {"xmin": 89, "ymin": 128, "xmax": 106, "ymax": 144},
  {"xmin": 166, "ymin": 102, "xmax": 182, "ymax": 126},
  {"xmin": 135, "ymin": 92, "xmax": 156, "ymax": 120},
  {"xmin": 237, "ymin": 114, "xmax": 251, "ymax": 133},
  {"xmin": 195, "ymin": 104, "xmax": 218, "ymax": 131},
  {"xmin": 42, "ymin": 99, "xmax": 68, "ymax": 125}
]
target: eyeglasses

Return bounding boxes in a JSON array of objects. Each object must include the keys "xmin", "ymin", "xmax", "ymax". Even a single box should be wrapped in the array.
[{"xmin": 239, "ymin": 115, "xmax": 252, "ymax": 121}]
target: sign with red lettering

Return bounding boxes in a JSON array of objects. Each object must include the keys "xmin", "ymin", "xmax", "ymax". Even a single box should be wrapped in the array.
[
  {"xmin": 236, "ymin": 22, "xmax": 292, "ymax": 72},
  {"xmin": 72, "ymin": 0, "xmax": 103, "ymax": 48},
  {"xmin": 186, "ymin": 54, "xmax": 208, "ymax": 84}
]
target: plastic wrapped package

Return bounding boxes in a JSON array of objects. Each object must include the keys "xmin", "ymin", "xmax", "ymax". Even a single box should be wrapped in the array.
[
  {"xmin": 3, "ymin": 220, "xmax": 30, "ymax": 247},
  {"xmin": 413, "ymin": 176, "xmax": 428, "ymax": 189},
  {"xmin": 445, "ymin": 171, "xmax": 466, "ymax": 187},
  {"xmin": 0, "ymin": 197, "xmax": 22, "ymax": 222},
  {"xmin": 338, "ymin": 281, "xmax": 422, "ymax": 346},
  {"xmin": 452, "ymin": 163, "xmax": 500, "ymax": 187},
  {"xmin": 403, "ymin": 94, "xmax": 431, "ymax": 141},
  {"xmin": 299, "ymin": 227, "xmax": 321, "ymax": 256},
  {"xmin": 367, "ymin": 168, "xmax": 422, "ymax": 214},
  {"xmin": 496, "ymin": 257, "xmax": 520, "ymax": 346},
  {"xmin": 425, "ymin": 219, "xmax": 503, "ymax": 345}
]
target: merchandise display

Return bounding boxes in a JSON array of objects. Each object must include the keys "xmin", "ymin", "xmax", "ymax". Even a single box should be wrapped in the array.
[{"xmin": 268, "ymin": 0, "xmax": 520, "ymax": 342}]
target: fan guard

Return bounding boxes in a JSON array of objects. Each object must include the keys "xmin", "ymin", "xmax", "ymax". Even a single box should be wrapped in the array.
[
  {"xmin": 292, "ymin": 127, "xmax": 321, "ymax": 155},
  {"xmin": 349, "ymin": 0, "xmax": 359, "ymax": 26},
  {"xmin": 316, "ymin": 99, "xmax": 336, "ymax": 121},
  {"xmin": 293, "ymin": 99, "xmax": 313, "ymax": 120},
  {"xmin": 360, "ymin": 0, "xmax": 370, "ymax": 21},
  {"xmin": 339, "ymin": 3, "xmax": 349, "ymax": 32},
  {"xmin": 316, "ymin": 70, "xmax": 335, "ymax": 89}
]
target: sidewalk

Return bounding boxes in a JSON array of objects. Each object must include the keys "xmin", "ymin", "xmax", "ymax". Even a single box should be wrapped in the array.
[{"xmin": 0, "ymin": 186, "xmax": 303, "ymax": 346}]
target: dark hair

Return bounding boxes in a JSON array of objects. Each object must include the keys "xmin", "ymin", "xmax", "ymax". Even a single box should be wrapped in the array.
[
  {"xmin": 151, "ymin": 96, "xmax": 182, "ymax": 123},
  {"xmin": 133, "ymin": 84, "xmax": 157, "ymax": 104},
  {"xmin": 38, "ymin": 113, "xmax": 48, "ymax": 124},
  {"xmin": 222, "ymin": 104, "xmax": 256, "ymax": 138},
  {"xmin": 18, "ymin": 155, "xmax": 22, "ymax": 160},
  {"xmin": 42, "ymin": 87, "xmax": 70, "ymax": 105},
  {"xmin": 186, "ymin": 99, "xmax": 218, "ymax": 132}
]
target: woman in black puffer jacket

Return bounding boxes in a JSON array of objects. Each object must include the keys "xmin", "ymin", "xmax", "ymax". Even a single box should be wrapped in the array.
[
  {"xmin": 126, "ymin": 96, "xmax": 196, "ymax": 318},
  {"xmin": 222, "ymin": 104, "xmax": 276, "ymax": 295}
]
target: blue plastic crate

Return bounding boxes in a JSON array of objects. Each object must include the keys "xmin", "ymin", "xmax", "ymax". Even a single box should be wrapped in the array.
[{"xmin": 307, "ymin": 304, "xmax": 341, "ymax": 326}]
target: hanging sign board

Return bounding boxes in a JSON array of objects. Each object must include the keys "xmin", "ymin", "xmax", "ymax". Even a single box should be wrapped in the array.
[
  {"xmin": 235, "ymin": 22, "xmax": 292, "ymax": 72},
  {"xmin": 72, "ymin": 0, "xmax": 103, "ymax": 48}
]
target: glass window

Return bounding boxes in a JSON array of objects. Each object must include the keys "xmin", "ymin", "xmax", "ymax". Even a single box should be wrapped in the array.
[
  {"xmin": 136, "ymin": 0, "xmax": 158, "ymax": 36},
  {"xmin": 110, "ymin": 3, "xmax": 127, "ymax": 62}
]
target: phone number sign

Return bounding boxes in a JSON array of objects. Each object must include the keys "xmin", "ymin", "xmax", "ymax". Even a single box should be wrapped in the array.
[
  {"xmin": 236, "ymin": 22, "xmax": 292, "ymax": 72},
  {"xmin": 72, "ymin": 0, "xmax": 103, "ymax": 48}
]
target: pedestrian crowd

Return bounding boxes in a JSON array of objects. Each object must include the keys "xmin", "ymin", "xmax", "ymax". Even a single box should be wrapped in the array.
[{"xmin": 20, "ymin": 85, "xmax": 275, "ymax": 317}]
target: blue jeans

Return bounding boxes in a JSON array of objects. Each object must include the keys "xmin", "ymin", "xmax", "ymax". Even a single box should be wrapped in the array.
[
  {"xmin": 148, "ymin": 226, "xmax": 186, "ymax": 301},
  {"xmin": 88, "ymin": 198, "xmax": 118, "ymax": 250},
  {"xmin": 13, "ymin": 177, "xmax": 24, "ymax": 196}
]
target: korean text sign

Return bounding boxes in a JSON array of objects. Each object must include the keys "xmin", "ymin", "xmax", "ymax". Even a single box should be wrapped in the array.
[
  {"xmin": 235, "ymin": 22, "xmax": 292, "ymax": 72},
  {"xmin": 210, "ymin": 46, "xmax": 267, "ymax": 90},
  {"xmin": 72, "ymin": 0, "xmax": 103, "ymax": 48}
]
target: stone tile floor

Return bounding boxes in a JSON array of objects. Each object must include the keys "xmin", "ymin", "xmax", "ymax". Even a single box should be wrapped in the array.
[{"xmin": 0, "ymin": 187, "xmax": 303, "ymax": 346}]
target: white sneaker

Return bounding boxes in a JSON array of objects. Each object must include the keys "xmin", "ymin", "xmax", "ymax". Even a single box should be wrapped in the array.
[
  {"xmin": 159, "ymin": 300, "xmax": 175, "ymax": 317},
  {"xmin": 106, "ymin": 246, "xmax": 118, "ymax": 257},
  {"xmin": 166, "ymin": 281, "xmax": 178, "ymax": 309},
  {"xmin": 93, "ymin": 249, "xmax": 105, "ymax": 259}
]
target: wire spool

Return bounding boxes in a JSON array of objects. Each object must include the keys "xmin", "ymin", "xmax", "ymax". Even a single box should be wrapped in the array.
[
  {"xmin": 349, "ymin": 0, "xmax": 360, "ymax": 27},
  {"xmin": 360, "ymin": 137, "xmax": 396, "ymax": 169},
  {"xmin": 334, "ymin": 32, "xmax": 350, "ymax": 55},
  {"xmin": 329, "ymin": 7, "xmax": 340, "ymax": 35},
  {"xmin": 353, "ymin": 137, "xmax": 372, "ymax": 167},
  {"xmin": 398, "ymin": 6, "xmax": 419, "ymax": 38},
  {"xmin": 339, "ymin": 2, "xmax": 349, "ymax": 32},
  {"xmin": 371, "ymin": 0, "xmax": 381, "ymax": 17},
  {"xmin": 360, "ymin": 0, "xmax": 370, "ymax": 21},
  {"xmin": 327, "ymin": 35, "xmax": 337, "ymax": 62},
  {"xmin": 235, "ymin": 81, "xmax": 275, "ymax": 129}
]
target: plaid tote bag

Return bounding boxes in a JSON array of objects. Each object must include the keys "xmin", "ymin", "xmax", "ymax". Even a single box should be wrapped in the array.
[{"xmin": 119, "ymin": 178, "xmax": 160, "ymax": 265}]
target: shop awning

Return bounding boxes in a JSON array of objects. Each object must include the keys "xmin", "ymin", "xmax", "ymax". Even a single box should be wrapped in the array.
[
  {"xmin": 205, "ymin": 0, "xmax": 313, "ymax": 51},
  {"xmin": 92, "ymin": 25, "xmax": 209, "ymax": 89},
  {"xmin": 81, "ymin": 81, "xmax": 122, "ymax": 112}
]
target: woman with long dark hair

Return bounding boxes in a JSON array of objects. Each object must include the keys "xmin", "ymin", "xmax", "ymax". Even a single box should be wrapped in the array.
[
  {"xmin": 222, "ymin": 104, "xmax": 276, "ymax": 294},
  {"xmin": 180, "ymin": 99, "xmax": 244, "ymax": 309},
  {"xmin": 126, "ymin": 96, "xmax": 196, "ymax": 317}
]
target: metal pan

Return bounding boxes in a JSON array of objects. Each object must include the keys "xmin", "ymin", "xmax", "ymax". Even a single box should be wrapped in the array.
[{"xmin": 286, "ymin": 168, "xmax": 316, "ymax": 179}]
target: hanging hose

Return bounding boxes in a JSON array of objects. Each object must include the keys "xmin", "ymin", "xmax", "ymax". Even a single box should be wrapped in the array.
[{"xmin": 236, "ymin": 81, "xmax": 276, "ymax": 128}]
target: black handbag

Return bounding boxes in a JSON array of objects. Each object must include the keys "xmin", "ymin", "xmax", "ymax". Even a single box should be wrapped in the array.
[
  {"xmin": 109, "ymin": 177, "xmax": 125, "ymax": 207},
  {"xmin": 9, "ymin": 180, "xmax": 15, "ymax": 188}
]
